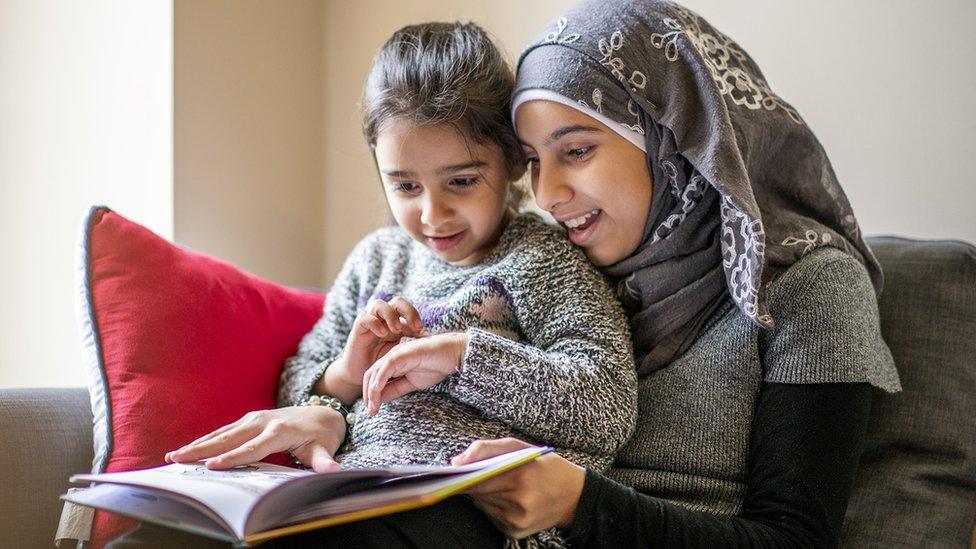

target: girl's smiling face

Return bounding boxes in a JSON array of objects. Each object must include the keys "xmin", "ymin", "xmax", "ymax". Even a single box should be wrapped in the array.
[
  {"xmin": 374, "ymin": 118, "xmax": 517, "ymax": 266},
  {"xmin": 515, "ymin": 100, "xmax": 653, "ymax": 266}
]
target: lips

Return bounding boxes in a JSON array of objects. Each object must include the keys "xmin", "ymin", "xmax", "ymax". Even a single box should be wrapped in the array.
[
  {"xmin": 565, "ymin": 210, "xmax": 602, "ymax": 246},
  {"xmin": 426, "ymin": 230, "xmax": 465, "ymax": 251}
]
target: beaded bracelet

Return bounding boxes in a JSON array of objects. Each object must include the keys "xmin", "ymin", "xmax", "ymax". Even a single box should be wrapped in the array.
[{"xmin": 290, "ymin": 394, "xmax": 357, "ymax": 468}]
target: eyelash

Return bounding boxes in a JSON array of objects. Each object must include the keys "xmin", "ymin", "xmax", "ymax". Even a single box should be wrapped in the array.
[
  {"xmin": 392, "ymin": 182, "xmax": 419, "ymax": 194},
  {"xmin": 568, "ymin": 147, "xmax": 592, "ymax": 161},
  {"xmin": 390, "ymin": 177, "xmax": 479, "ymax": 194},
  {"xmin": 525, "ymin": 147, "xmax": 593, "ymax": 169}
]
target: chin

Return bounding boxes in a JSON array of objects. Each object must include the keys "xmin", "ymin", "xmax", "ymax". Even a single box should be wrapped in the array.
[
  {"xmin": 584, "ymin": 244, "xmax": 626, "ymax": 267},
  {"xmin": 583, "ymin": 249, "xmax": 611, "ymax": 267}
]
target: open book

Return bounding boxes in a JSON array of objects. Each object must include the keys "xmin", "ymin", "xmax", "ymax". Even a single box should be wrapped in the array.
[{"xmin": 62, "ymin": 446, "xmax": 550, "ymax": 547}]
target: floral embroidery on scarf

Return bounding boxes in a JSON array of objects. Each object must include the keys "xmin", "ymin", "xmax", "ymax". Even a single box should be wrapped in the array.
[
  {"xmin": 652, "ymin": 6, "xmax": 804, "ymax": 124},
  {"xmin": 579, "ymin": 87, "xmax": 605, "ymax": 114},
  {"xmin": 542, "ymin": 17, "xmax": 580, "ymax": 45},
  {"xmin": 782, "ymin": 230, "xmax": 833, "ymax": 255},
  {"xmin": 720, "ymin": 195, "xmax": 772, "ymax": 326},
  {"xmin": 652, "ymin": 173, "xmax": 708, "ymax": 243},
  {"xmin": 660, "ymin": 159, "xmax": 683, "ymax": 198},
  {"xmin": 597, "ymin": 30, "xmax": 648, "ymax": 134}
]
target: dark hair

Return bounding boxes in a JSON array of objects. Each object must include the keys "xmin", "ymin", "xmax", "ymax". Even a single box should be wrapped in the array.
[{"xmin": 361, "ymin": 22, "xmax": 525, "ymax": 204}]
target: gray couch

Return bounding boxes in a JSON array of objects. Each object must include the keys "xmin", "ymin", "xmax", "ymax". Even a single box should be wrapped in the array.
[{"xmin": 2, "ymin": 236, "xmax": 974, "ymax": 548}]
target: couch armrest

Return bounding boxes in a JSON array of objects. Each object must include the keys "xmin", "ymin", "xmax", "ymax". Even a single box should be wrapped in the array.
[{"xmin": 0, "ymin": 387, "xmax": 93, "ymax": 547}]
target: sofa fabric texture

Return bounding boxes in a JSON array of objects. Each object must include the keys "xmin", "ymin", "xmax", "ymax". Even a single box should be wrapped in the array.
[
  {"xmin": 841, "ymin": 237, "xmax": 976, "ymax": 547},
  {"xmin": 0, "ymin": 388, "xmax": 93, "ymax": 549}
]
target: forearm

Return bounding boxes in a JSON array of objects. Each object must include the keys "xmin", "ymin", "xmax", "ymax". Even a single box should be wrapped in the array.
[
  {"xmin": 311, "ymin": 358, "xmax": 362, "ymax": 406},
  {"xmin": 567, "ymin": 471, "xmax": 802, "ymax": 548},
  {"xmin": 565, "ymin": 382, "xmax": 872, "ymax": 548},
  {"xmin": 449, "ymin": 327, "xmax": 637, "ymax": 455},
  {"xmin": 275, "ymin": 319, "xmax": 349, "ymax": 408}
]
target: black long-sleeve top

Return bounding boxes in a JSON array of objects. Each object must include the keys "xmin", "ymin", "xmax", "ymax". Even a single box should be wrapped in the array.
[{"xmin": 564, "ymin": 382, "xmax": 872, "ymax": 548}]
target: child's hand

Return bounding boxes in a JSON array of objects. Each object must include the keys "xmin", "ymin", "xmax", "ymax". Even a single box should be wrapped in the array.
[
  {"xmin": 165, "ymin": 405, "xmax": 346, "ymax": 473},
  {"xmin": 362, "ymin": 332, "xmax": 467, "ymax": 416},
  {"xmin": 328, "ymin": 296, "xmax": 426, "ymax": 401}
]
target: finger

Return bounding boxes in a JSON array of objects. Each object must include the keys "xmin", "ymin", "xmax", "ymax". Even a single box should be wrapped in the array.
[
  {"xmin": 204, "ymin": 428, "xmax": 284, "ymax": 470},
  {"xmin": 363, "ymin": 362, "xmax": 379, "ymax": 416},
  {"xmin": 171, "ymin": 423, "xmax": 261, "ymax": 463},
  {"xmin": 388, "ymin": 296, "xmax": 424, "ymax": 334},
  {"xmin": 366, "ymin": 357, "xmax": 400, "ymax": 416},
  {"xmin": 167, "ymin": 418, "xmax": 244, "ymax": 459},
  {"xmin": 376, "ymin": 376, "xmax": 417, "ymax": 405},
  {"xmin": 305, "ymin": 444, "xmax": 342, "ymax": 473},
  {"xmin": 361, "ymin": 364, "xmax": 375, "ymax": 412},
  {"xmin": 362, "ymin": 314, "xmax": 390, "ymax": 339},
  {"xmin": 369, "ymin": 300, "xmax": 402, "ymax": 336},
  {"xmin": 461, "ymin": 474, "xmax": 516, "ymax": 495},
  {"xmin": 452, "ymin": 437, "xmax": 533, "ymax": 465}
]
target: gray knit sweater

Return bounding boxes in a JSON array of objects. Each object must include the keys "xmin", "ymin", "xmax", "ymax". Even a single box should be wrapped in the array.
[
  {"xmin": 277, "ymin": 213, "xmax": 638, "ymax": 471},
  {"xmin": 608, "ymin": 245, "xmax": 900, "ymax": 516}
]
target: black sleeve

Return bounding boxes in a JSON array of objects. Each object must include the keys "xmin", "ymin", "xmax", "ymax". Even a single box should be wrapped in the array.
[{"xmin": 563, "ymin": 381, "xmax": 872, "ymax": 548}]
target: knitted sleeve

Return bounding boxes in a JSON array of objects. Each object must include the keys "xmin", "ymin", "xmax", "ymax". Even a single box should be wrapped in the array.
[
  {"xmin": 760, "ymin": 248, "xmax": 901, "ymax": 393},
  {"xmin": 447, "ymin": 231, "xmax": 638, "ymax": 462},
  {"xmin": 275, "ymin": 236, "xmax": 373, "ymax": 408}
]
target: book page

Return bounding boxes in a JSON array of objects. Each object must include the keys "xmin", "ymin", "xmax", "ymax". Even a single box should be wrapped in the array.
[
  {"xmin": 62, "ymin": 483, "xmax": 240, "ymax": 543},
  {"xmin": 70, "ymin": 461, "xmax": 313, "ymax": 537}
]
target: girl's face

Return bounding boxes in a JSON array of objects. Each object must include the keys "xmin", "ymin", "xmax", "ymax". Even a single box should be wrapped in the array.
[
  {"xmin": 374, "ymin": 119, "xmax": 515, "ymax": 266},
  {"xmin": 516, "ymin": 100, "xmax": 652, "ymax": 266}
]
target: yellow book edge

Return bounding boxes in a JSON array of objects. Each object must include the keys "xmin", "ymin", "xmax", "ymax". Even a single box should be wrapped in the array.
[{"xmin": 244, "ymin": 447, "xmax": 550, "ymax": 546}]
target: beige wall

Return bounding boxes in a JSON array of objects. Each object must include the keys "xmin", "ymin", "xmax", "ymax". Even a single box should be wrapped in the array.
[
  {"xmin": 175, "ymin": 0, "xmax": 324, "ymax": 289},
  {"xmin": 0, "ymin": 0, "xmax": 174, "ymax": 388}
]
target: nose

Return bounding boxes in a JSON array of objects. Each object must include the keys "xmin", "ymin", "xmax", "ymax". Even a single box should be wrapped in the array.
[
  {"xmin": 533, "ymin": 162, "xmax": 573, "ymax": 213},
  {"xmin": 420, "ymin": 191, "xmax": 453, "ymax": 228}
]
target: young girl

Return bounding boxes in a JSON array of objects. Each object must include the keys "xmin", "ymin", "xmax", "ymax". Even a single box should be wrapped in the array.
[{"xmin": 273, "ymin": 22, "xmax": 637, "ymax": 477}]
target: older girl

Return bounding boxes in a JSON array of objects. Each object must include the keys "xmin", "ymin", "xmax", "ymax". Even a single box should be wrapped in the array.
[{"xmin": 455, "ymin": 1, "xmax": 900, "ymax": 546}]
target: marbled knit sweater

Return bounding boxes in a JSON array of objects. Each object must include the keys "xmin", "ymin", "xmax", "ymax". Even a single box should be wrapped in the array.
[{"xmin": 277, "ymin": 213, "xmax": 638, "ymax": 473}]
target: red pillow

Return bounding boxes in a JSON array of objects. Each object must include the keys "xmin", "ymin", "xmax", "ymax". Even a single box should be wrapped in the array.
[{"xmin": 73, "ymin": 206, "xmax": 325, "ymax": 548}]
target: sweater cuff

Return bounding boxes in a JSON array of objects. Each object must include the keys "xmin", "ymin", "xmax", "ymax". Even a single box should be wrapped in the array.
[
  {"xmin": 450, "ymin": 327, "xmax": 520, "ymax": 402},
  {"xmin": 295, "ymin": 359, "xmax": 332, "ymax": 406},
  {"xmin": 563, "ymin": 467, "xmax": 605, "ymax": 545}
]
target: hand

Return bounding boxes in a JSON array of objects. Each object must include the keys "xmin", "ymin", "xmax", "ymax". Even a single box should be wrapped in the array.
[
  {"xmin": 163, "ymin": 406, "xmax": 347, "ymax": 472},
  {"xmin": 324, "ymin": 296, "xmax": 427, "ymax": 404},
  {"xmin": 451, "ymin": 438, "xmax": 586, "ymax": 539},
  {"xmin": 362, "ymin": 332, "xmax": 467, "ymax": 416}
]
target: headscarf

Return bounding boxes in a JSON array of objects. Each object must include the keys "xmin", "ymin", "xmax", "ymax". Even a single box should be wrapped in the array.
[{"xmin": 513, "ymin": 0, "xmax": 884, "ymax": 375}]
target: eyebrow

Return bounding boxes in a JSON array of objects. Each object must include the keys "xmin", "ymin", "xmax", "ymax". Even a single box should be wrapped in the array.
[
  {"xmin": 543, "ymin": 125, "xmax": 602, "ymax": 147},
  {"xmin": 381, "ymin": 161, "xmax": 487, "ymax": 179}
]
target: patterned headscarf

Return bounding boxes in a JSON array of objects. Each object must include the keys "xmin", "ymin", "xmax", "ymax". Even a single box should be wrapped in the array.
[{"xmin": 513, "ymin": 0, "xmax": 883, "ymax": 375}]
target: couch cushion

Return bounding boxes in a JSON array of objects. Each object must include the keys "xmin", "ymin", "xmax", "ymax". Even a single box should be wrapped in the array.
[
  {"xmin": 843, "ymin": 236, "xmax": 976, "ymax": 547},
  {"xmin": 0, "ymin": 388, "xmax": 93, "ymax": 548},
  {"xmin": 72, "ymin": 205, "xmax": 325, "ymax": 548}
]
